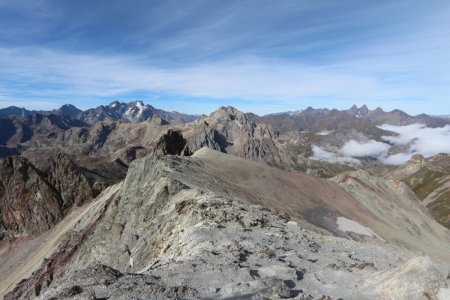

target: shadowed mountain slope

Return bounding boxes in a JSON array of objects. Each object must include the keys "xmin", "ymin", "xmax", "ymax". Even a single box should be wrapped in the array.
[{"xmin": 0, "ymin": 153, "xmax": 122, "ymax": 241}]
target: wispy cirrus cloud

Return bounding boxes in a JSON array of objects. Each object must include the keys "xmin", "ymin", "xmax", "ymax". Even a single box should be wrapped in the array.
[
  {"xmin": 0, "ymin": 1, "xmax": 450, "ymax": 114},
  {"xmin": 1, "ymin": 46, "xmax": 447, "ymax": 115},
  {"xmin": 0, "ymin": 47, "xmax": 383, "ymax": 101},
  {"xmin": 0, "ymin": 97, "xmax": 59, "ymax": 110}
]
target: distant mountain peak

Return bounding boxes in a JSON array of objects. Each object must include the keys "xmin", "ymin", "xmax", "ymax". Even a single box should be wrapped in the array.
[
  {"xmin": 109, "ymin": 101, "xmax": 121, "ymax": 108},
  {"xmin": 348, "ymin": 104, "xmax": 370, "ymax": 118},
  {"xmin": 374, "ymin": 107, "xmax": 384, "ymax": 113},
  {"xmin": 63, "ymin": 100, "xmax": 198, "ymax": 124},
  {"xmin": 212, "ymin": 106, "xmax": 246, "ymax": 120},
  {"xmin": 56, "ymin": 104, "xmax": 82, "ymax": 117},
  {"xmin": 0, "ymin": 106, "xmax": 44, "ymax": 117},
  {"xmin": 410, "ymin": 154, "xmax": 425, "ymax": 162},
  {"xmin": 216, "ymin": 105, "xmax": 239, "ymax": 112},
  {"xmin": 360, "ymin": 104, "xmax": 369, "ymax": 114}
]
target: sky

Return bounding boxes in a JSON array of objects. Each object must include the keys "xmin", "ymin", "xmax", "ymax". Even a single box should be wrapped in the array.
[{"xmin": 0, "ymin": 0, "xmax": 449, "ymax": 115}]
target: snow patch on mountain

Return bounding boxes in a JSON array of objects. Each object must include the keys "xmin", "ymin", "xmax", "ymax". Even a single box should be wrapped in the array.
[
  {"xmin": 336, "ymin": 217, "xmax": 384, "ymax": 240},
  {"xmin": 316, "ymin": 130, "xmax": 334, "ymax": 136}
]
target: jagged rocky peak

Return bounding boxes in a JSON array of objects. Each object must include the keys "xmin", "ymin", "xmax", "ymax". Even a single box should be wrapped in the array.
[
  {"xmin": 429, "ymin": 153, "xmax": 450, "ymax": 161},
  {"xmin": 348, "ymin": 104, "xmax": 370, "ymax": 117},
  {"xmin": 105, "ymin": 101, "xmax": 126, "ymax": 114},
  {"xmin": 126, "ymin": 100, "xmax": 147, "ymax": 111},
  {"xmin": 123, "ymin": 100, "xmax": 150, "ymax": 121},
  {"xmin": 359, "ymin": 104, "xmax": 369, "ymax": 115},
  {"xmin": 181, "ymin": 105, "xmax": 313, "ymax": 171},
  {"xmin": 409, "ymin": 153, "xmax": 425, "ymax": 162},
  {"xmin": 300, "ymin": 106, "xmax": 331, "ymax": 115},
  {"xmin": 148, "ymin": 114, "xmax": 170, "ymax": 126},
  {"xmin": 78, "ymin": 100, "xmax": 197, "ymax": 124},
  {"xmin": 55, "ymin": 104, "xmax": 82, "ymax": 117},
  {"xmin": 211, "ymin": 106, "xmax": 247, "ymax": 121},
  {"xmin": 209, "ymin": 106, "xmax": 259, "ymax": 129},
  {"xmin": 373, "ymin": 107, "xmax": 384, "ymax": 114},
  {"xmin": 108, "ymin": 100, "xmax": 122, "ymax": 108}
]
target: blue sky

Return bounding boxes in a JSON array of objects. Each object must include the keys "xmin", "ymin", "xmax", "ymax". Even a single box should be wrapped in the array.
[{"xmin": 0, "ymin": 0, "xmax": 449, "ymax": 115}]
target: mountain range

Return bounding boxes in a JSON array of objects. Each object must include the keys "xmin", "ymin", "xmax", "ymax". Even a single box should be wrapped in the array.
[
  {"xmin": 0, "ymin": 100, "xmax": 198, "ymax": 124},
  {"xmin": 0, "ymin": 101, "xmax": 450, "ymax": 299}
]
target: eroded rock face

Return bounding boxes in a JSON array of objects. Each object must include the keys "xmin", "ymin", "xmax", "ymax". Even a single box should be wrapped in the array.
[
  {"xmin": 46, "ymin": 153, "xmax": 98, "ymax": 211},
  {"xmin": 0, "ymin": 154, "xmax": 101, "ymax": 240},
  {"xmin": 182, "ymin": 106, "xmax": 313, "ymax": 170},
  {"xmin": 0, "ymin": 114, "xmax": 87, "ymax": 149},
  {"xmin": 0, "ymin": 156, "xmax": 63, "ymax": 240}
]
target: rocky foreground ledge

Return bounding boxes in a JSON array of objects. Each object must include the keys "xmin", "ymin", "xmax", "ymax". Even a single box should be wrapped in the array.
[{"xmin": 2, "ymin": 148, "xmax": 450, "ymax": 299}]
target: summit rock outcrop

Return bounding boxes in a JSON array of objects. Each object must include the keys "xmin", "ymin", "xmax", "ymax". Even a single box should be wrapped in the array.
[{"xmin": 182, "ymin": 106, "xmax": 313, "ymax": 171}]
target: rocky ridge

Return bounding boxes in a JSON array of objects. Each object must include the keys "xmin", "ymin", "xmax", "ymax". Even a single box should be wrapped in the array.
[{"xmin": 2, "ymin": 148, "xmax": 450, "ymax": 299}]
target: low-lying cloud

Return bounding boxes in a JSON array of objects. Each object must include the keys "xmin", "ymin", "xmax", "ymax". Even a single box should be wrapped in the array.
[
  {"xmin": 379, "ymin": 124, "xmax": 450, "ymax": 158},
  {"xmin": 312, "ymin": 123, "xmax": 450, "ymax": 166},
  {"xmin": 339, "ymin": 140, "xmax": 390, "ymax": 158},
  {"xmin": 379, "ymin": 152, "xmax": 414, "ymax": 165},
  {"xmin": 311, "ymin": 145, "xmax": 361, "ymax": 165}
]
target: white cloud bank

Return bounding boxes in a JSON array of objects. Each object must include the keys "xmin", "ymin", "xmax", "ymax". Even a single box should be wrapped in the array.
[
  {"xmin": 312, "ymin": 124, "xmax": 450, "ymax": 166},
  {"xmin": 339, "ymin": 140, "xmax": 390, "ymax": 158},
  {"xmin": 311, "ymin": 145, "xmax": 361, "ymax": 166},
  {"xmin": 379, "ymin": 123, "xmax": 450, "ymax": 156}
]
